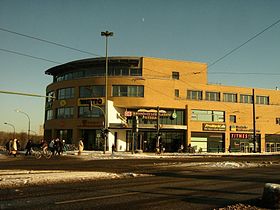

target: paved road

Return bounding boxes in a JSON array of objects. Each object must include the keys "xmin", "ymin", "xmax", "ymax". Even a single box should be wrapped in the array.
[{"xmin": 1, "ymin": 154, "xmax": 279, "ymax": 209}]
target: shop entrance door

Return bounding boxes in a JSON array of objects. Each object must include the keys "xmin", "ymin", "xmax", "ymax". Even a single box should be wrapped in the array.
[
  {"xmin": 266, "ymin": 143, "xmax": 276, "ymax": 152},
  {"xmin": 240, "ymin": 142, "xmax": 249, "ymax": 153}
]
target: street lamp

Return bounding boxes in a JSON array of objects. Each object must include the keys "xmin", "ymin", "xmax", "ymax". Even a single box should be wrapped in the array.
[
  {"xmin": 101, "ymin": 30, "xmax": 113, "ymax": 154},
  {"xmin": 4, "ymin": 122, "xmax": 15, "ymax": 139},
  {"xmin": 15, "ymin": 109, "xmax": 31, "ymax": 140}
]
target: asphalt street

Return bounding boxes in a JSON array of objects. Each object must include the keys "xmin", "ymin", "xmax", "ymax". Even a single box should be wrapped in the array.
[{"xmin": 0, "ymin": 154, "xmax": 280, "ymax": 209}]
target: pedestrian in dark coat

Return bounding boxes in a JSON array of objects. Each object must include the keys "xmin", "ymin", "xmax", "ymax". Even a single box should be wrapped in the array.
[{"xmin": 25, "ymin": 139, "xmax": 32, "ymax": 156}]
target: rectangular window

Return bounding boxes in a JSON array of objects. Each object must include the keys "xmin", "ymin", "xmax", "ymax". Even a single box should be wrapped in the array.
[
  {"xmin": 175, "ymin": 89, "xmax": 179, "ymax": 98},
  {"xmin": 191, "ymin": 110, "xmax": 225, "ymax": 122},
  {"xmin": 187, "ymin": 90, "xmax": 203, "ymax": 100},
  {"xmin": 240, "ymin": 94, "xmax": 253, "ymax": 104},
  {"xmin": 130, "ymin": 68, "xmax": 142, "ymax": 76},
  {"xmin": 223, "ymin": 93, "xmax": 237, "ymax": 103},
  {"xmin": 172, "ymin": 71, "xmax": 179, "ymax": 80},
  {"xmin": 206, "ymin": 91, "xmax": 220, "ymax": 101},
  {"xmin": 256, "ymin": 96, "xmax": 269, "ymax": 105},
  {"xmin": 57, "ymin": 88, "xmax": 74, "ymax": 99},
  {"xmin": 46, "ymin": 110, "xmax": 53, "ymax": 120},
  {"xmin": 112, "ymin": 85, "xmax": 144, "ymax": 97},
  {"xmin": 230, "ymin": 115, "xmax": 237, "ymax": 123},
  {"xmin": 78, "ymin": 106, "xmax": 104, "ymax": 118},
  {"xmin": 276, "ymin": 118, "xmax": 280, "ymax": 125},
  {"xmin": 79, "ymin": 85, "xmax": 105, "ymax": 98},
  {"xmin": 57, "ymin": 107, "xmax": 74, "ymax": 119}
]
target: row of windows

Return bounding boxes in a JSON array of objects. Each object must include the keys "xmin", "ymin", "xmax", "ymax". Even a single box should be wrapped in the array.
[
  {"xmin": 186, "ymin": 90, "xmax": 269, "ymax": 105},
  {"xmin": 47, "ymin": 85, "xmax": 144, "ymax": 101},
  {"xmin": 55, "ymin": 68, "xmax": 142, "ymax": 82},
  {"xmin": 46, "ymin": 107, "xmax": 183, "ymax": 124},
  {"xmin": 49, "ymin": 86, "xmax": 270, "ymax": 106},
  {"xmin": 47, "ymin": 107, "xmax": 280, "ymax": 126},
  {"xmin": 46, "ymin": 106, "xmax": 104, "ymax": 120}
]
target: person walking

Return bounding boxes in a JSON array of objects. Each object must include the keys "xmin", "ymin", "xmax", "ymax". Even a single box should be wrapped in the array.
[
  {"xmin": 25, "ymin": 139, "xmax": 33, "ymax": 156},
  {"xmin": 78, "ymin": 139, "xmax": 84, "ymax": 156},
  {"xmin": 11, "ymin": 138, "xmax": 18, "ymax": 157},
  {"xmin": 49, "ymin": 139, "xmax": 55, "ymax": 155}
]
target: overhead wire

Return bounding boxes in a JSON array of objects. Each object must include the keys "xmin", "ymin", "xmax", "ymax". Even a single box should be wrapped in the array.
[
  {"xmin": 0, "ymin": 48, "xmax": 61, "ymax": 64},
  {"xmin": 207, "ymin": 17, "xmax": 280, "ymax": 70},
  {"xmin": 0, "ymin": 27, "xmax": 101, "ymax": 56}
]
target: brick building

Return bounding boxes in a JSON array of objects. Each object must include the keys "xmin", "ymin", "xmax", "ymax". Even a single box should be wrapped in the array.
[{"xmin": 44, "ymin": 56, "xmax": 280, "ymax": 153}]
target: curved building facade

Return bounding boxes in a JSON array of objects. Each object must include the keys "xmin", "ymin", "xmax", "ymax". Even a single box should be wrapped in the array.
[{"xmin": 44, "ymin": 56, "xmax": 280, "ymax": 153}]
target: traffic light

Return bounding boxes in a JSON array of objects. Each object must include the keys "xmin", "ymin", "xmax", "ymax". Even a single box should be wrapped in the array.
[{"xmin": 101, "ymin": 128, "xmax": 109, "ymax": 139}]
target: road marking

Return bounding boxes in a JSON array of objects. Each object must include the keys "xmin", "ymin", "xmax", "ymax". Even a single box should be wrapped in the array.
[{"xmin": 55, "ymin": 192, "xmax": 139, "ymax": 205}]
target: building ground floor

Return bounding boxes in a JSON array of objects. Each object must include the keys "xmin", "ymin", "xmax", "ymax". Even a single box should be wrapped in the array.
[
  {"xmin": 44, "ymin": 127, "xmax": 280, "ymax": 153},
  {"xmin": 44, "ymin": 101, "xmax": 280, "ymax": 153}
]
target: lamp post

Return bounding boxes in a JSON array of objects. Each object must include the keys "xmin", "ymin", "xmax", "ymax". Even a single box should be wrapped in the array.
[
  {"xmin": 101, "ymin": 30, "xmax": 113, "ymax": 154},
  {"xmin": 15, "ymin": 109, "xmax": 30, "ymax": 140},
  {"xmin": 4, "ymin": 122, "xmax": 15, "ymax": 139}
]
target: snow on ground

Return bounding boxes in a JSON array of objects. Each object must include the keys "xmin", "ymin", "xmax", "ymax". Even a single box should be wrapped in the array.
[
  {"xmin": 153, "ymin": 161, "xmax": 278, "ymax": 169},
  {"xmin": 0, "ymin": 161, "xmax": 278, "ymax": 189},
  {"xmin": 0, "ymin": 151, "xmax": 279, "ymax": 189},
  {"xmin": 0, "ymin": 169, "xmax": 149, "ymax": 189}
]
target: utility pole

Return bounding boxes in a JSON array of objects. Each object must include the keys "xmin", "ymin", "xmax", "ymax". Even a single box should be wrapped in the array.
[
  {"xmin": 252, "ymin": 88, "xmax": 257, "ymax": 153},
  {"xmin": 132, "ymin": 116, "xmax": 138, "ymax": 154},
  {"xmin": 101, "ymin": 31, "xmax": 113, "ymax": 154},
  {"xmin": 156, "ymin": 106, "xmax": 160, "ymax": 153}
]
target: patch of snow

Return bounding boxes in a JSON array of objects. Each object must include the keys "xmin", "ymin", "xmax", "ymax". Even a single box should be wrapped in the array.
[{"xmin": 0, "ymin": 170, "xmax": 151, "ymax": 189}]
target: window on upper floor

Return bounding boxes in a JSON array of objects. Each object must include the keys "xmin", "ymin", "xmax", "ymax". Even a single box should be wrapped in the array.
[
  {"xmin": 78, "ymin": 106, "xmax": 104, "ymax": 118},
  {"xmin": 175, "ymin": 89, "xmax": 179, "ymax": 98},
  {"xmin": 240, "ymin": 94, "xmax": 253, "ymax": 104},
  {"xmin": 172, "ymin": 71, "xmax": 179, "ymax": 80},
  {"xmin": 230, "ymin": 115, "xmax": 237, "ymax": 123},
  {"xmin": 56, "ymin": 107, "xmax": 74, "ymax": 119},
  {"xmin": 45, "ymin": 110, "xmax": 53, "ymax": 121},
  {"xmin": 276, "ymin": 118, "xmax": 280, "ymax": 125},
  {"xmin": 57, "ymin": 87, "xmax": 74, "ymax": 100},
  {"xmin": 256, "ymin": 96, "xmax": 269, "ymax": 105},
  {"xmin": 191, "ymin": 109, "xmax": 225, "ymax": 122},
  {"xmin": 187, "ymin": 90, "xmax": 203, "ymax": 100},
  {"xmin": 112, "ymin": 85, "xmax": 144, "ymax": 97},
  {"xmin": 206, "ymin": 91, "xmax": 220, "ymax": 101},
  {"xmin": 223, "ymin": 93, "xmax": 237, "ymax": 103},
  {"xmin": 79, "ymin": 85, "xmax": 105, "ymax": 98}
]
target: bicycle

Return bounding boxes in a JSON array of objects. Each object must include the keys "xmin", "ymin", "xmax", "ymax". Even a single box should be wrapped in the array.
[{"xmin": 32, "ymin": 148, "xmax": 52, "ymax": 159}]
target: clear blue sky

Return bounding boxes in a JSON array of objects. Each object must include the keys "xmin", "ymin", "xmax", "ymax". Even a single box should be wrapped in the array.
[{"xmin": 0, "ymin": 0, "xmax": 280, "ymax": 133}]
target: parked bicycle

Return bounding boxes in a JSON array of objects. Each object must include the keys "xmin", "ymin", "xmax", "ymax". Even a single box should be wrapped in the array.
[{"xmin": 32, "ymin": 148, "xmax": 52, "ymax": 159}]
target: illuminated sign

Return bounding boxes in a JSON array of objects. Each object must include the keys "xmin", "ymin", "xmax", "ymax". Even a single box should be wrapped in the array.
[
  {"xmin": 78, "ymin": 98, "xmax": 104, "ymax": 106},
  {"xmin": 230, "ymin": 133, "xmax": 252, "ymax": 139},
  {"xmin": 203, "ymin": 123, "xmax": 226, "ymax": 131},
  {"xmin": 124, "ymin": 110, "xmax": 171, "ymax": 120},
  {"xmin": 230, "ymin": 125, "xmax": 260, "ymax": 132}
]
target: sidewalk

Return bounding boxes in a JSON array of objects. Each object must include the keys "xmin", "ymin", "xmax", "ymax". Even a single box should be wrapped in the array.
[
  {"xmin": 64, "ymin": 150, "xmax": 280, "ymax": 160},
  {"xmin": 1, "ymin": 150, "xmax": 280, "ymax": 160}
]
